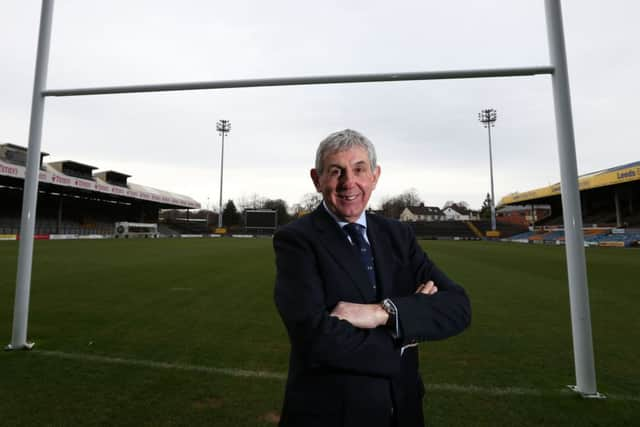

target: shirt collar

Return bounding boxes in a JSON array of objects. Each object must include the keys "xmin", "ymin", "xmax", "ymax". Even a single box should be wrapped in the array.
[{"xmin": 322, "ymin": 200, "xmax": 368, "ymax": 230}]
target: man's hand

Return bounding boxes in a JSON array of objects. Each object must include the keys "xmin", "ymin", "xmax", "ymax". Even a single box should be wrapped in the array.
[
  {"xmin": 415, "ymin": 280, "xmax": 438, "ymax": 295},
  {"xmin": 330, "ymin": 302, "xmax": 388, "ymax": 329}
]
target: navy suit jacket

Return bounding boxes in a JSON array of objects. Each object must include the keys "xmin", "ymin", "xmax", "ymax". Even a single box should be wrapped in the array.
[{"xmin": 274, "ymin": 205, "xmax": 471, "ymax": 427}]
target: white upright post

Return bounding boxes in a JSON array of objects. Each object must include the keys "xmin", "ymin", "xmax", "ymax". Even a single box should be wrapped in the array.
[
  {"xmin": 544, "ymin": 0, "xmax": 603, "ymax": 398},
  {"xmin": 7, "ymin": 0, "xmax": 55, "ymax": 351}
]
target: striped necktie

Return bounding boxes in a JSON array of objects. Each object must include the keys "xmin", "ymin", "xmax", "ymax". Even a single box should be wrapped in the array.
[{"xmin": 343, "ymin": 223, "xmax": 377, "ymax": 291}]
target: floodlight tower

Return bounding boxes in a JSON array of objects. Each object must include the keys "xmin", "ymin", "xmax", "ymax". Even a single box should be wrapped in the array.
[
  {"xmin": 478, "ymin": 108, "xmax": 498, "ymax": 231},
  {"xmin": 216, "ymin": 119, "xmax": 231, "ymax": 228}
]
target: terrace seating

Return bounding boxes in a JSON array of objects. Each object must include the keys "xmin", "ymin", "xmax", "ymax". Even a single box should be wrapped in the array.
[
  {"xmin": 536, "ymin": 215, "xmax": 564, "ymax": 226},
  {"xmin": 164, "ymin": 220, "xmax": 210, "ymax": 235},
  {"xmin": 0, "ymin": 214, "xmax": 20, "ymax": 234},
  {"xmin": 582, "ymin": 213, "xmax": 618, "ymax": 227},
  {"xmin": 473, "ymin": 220, "xmax": 528, "ymax": 238},
  {"xmin": 581, "ymin": 229, "xmax": 610, "ymax": 242},
  {"xmin": 542, "ymin": 230, "xmax": 565, "ymax": 242},
  {"xmin": 540, "ymin": 209, "xmax": 639, "ymax": 229},
  {"xmin": 623, "ymin": 213, "xmax": 640, "ymax": 227},
  {"xmin": 158, "ymin": 223, "xmax": 181, "ymax": 237},
  {"xmin": 589, "ymin": 229, "xmax": 640, "ymax": 247},
  {"xmin": 506, "ymin": 227, "xmax": 640, "ymax": 247},
  {"xmin": 508, "ymin": 231, "xmax": 536, "ymax": 241},
  {"xmin": 409, "ymin": 221, "xmax": 478, "ymax": 240}
]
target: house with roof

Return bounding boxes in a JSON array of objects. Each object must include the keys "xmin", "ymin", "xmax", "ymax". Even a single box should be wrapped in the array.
[
  {"xmin": 399, "ymin": 203, "xmax": 444, "ymax": 222},
  {"xmin": 442, "ymin": 204, "xmax": 479, "ymax": 221}
]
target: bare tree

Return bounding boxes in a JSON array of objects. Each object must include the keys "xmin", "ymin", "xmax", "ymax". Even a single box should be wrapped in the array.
[
  {"xmin": 293, "ymin": 192, "xmax": 323, "ymax": 216},
  {"xmin": 238, "ymin": 193, "xmax": 266, "ymax": 210},
  {"xmin": 443, "ymin": 200, "xmax": 470, "ymax": 210},
  {"xmin": 398, "ymin": 188, "xmax": 421, "ymax": 207},
  {"xmin": 380, "ymin": 189, "xmax": 423, "ymax": 219}
]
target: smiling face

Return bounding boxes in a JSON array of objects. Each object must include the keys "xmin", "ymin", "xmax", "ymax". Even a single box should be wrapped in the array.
[{"xmin": 310, "ymin": 146, "xmax": 381, "ymax": 223}]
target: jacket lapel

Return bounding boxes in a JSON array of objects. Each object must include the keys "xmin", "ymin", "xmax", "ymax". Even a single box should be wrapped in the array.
[{"xmin": 311, "ymin": 206, "xmax": 376, "ymax": 302}]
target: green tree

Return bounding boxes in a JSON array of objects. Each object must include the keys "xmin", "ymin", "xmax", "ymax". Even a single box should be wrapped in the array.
[
  {"xmin": 479, "ymin": 193, "xmax": 492, "ymax": 219},
  {"xmin": 222, "ymin": 200, "xmax": 241, "ymax": 226},
  {"xmin": 262, "ymin": 198, "xmax": 292, "ymax": 225}
]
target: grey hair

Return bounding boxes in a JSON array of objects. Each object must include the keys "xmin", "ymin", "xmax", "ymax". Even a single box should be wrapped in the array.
[{"xmin": 314, "ymin": 129, "xmax": 377, "ymax": 174}]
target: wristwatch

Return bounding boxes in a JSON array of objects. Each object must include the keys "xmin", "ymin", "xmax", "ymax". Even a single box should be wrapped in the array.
[{"xmin": 381, "ymin": 298, "xmax": 397, "ymax": 328}]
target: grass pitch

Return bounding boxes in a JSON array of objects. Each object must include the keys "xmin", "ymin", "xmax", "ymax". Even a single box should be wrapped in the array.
[{"xmin": 1, "ymin": 238, "xmax": 638, "ymax": 426}]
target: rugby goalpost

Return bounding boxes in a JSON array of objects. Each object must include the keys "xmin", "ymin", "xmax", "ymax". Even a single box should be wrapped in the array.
[{"xmin": 8, "ymin": 0, "xmax": 603, "ymax": 398}]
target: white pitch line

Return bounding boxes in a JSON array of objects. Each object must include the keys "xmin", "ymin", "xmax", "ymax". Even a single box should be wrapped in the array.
[
  {"xmin": 35, "ymin": 350, "xmax": 286, "ymax": 380},
  {"xmin": 427, "ymin": 383, "xmax": 542, "ymax": 396},
  {"xmin": 32, "ymin": 350, "xmax": 640, "ymax": 402},
  {"xmin": 606, "ymin": 393, "xmax": 640, "ymax": 403}
]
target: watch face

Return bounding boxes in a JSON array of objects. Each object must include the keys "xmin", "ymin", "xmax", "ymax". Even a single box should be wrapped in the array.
[{"xmin": 382, "ymin": 299, "xmax": 396, "ymax": 315}]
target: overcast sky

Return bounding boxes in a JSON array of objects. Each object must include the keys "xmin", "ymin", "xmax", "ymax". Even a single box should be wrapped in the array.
[{"xmin": 2, "ymin": 0, "xmax": 638, "ymax": 211}]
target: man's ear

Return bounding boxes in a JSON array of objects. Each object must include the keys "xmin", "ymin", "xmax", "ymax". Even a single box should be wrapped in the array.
[
  {"xmin": 372, "ymin": 165, "xmax": 381, "ymax": 188},
  {"xmin": 310, "ymin": 169, "xmax": 321, "ymax": 191}
]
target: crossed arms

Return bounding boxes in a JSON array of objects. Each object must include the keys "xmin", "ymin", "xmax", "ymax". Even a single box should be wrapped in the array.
[
  {"xmin": 330, "ymin": 280, "xmax": 439, "ymax": 329},
  {"xmin": 273, "ymin": 224, "xmax": 471, "ymax": 377}
]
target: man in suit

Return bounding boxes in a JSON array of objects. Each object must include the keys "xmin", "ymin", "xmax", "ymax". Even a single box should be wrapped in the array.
[{"xmin": 273, "ymin": 129, "xmax": 471, "ymax": 427}]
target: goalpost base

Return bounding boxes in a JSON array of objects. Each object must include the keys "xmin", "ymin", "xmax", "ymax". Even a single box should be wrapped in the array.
[
  {"xmin": 5, "ymin": 342, "xmax": 35, "ymax": 351},
  {"xmin": 567, "ymin": 385, "xmax": 606, "ymax": 399}
]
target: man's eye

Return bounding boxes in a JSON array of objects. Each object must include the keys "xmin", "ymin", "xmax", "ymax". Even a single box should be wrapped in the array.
[{"xmin": 330, "ymin": 169, "xmax": 341, "ymax": 177}]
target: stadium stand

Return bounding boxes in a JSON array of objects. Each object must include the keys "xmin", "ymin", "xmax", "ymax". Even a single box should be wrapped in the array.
[
  {"xmin": 0, "ymin": 143, "xmax": 200, "ymax": 237},
  {"xmin": 397, "ymin": 218, "xmax": 527, "ymax": 240},
  {"xmin": 472, "ymin": 220, "xmax": 528, "ymax": 238},
  {"xmin": 497, "ymin": 160, "xmax": 639, "ymax": 248},
  {"xmin": 506, "ymin": 230, "xmax": 537, "ymax": 242},
  {"xmin": 162, "ymin": 220, "xmax": 210, "ymax": 235},
  {"xmin": 500, "ymin": 160, "xmax": 640, "ymax": 229},
  {"xmin": 585, "ymin": 229, "xmax": 640, "ymax": 247},
  {"xmin": 505, "ymin": 227, "xmax": 640, "ymax": 247},
  {"xmin": 535, "ymin": 214, "xmax": 564, "ymax": 227},
  {"xmin": 157, "ymin": 223, "xmax": 181, "ymax": 237},
  {"xmin": 409, "ymin": 221, "xmax": 478, "ymax": 240},
  {"xmin": 496, "ymin": 204, "xmax": 551, "ymax": 226},
  {"xmin": 542, "ymin": 230, "xmax": 565, "ymax": 243},
  {"xmin": 465, "ymin": 221, "xmax": 484, "ymax": 238}
]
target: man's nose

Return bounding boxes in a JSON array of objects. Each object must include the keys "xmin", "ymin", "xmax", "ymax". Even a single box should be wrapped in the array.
[{"xmin": 339, "ymin": 170, "xmax": 355, "ymax": 187}]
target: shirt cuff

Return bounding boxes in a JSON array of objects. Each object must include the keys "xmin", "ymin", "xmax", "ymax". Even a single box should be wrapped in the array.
[{"xmin": 400, "ymin": 342, "xmax": 418, "ymax": 356}]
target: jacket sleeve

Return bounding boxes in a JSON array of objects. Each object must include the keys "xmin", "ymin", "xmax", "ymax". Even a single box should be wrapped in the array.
[
  {"xmin": 274, "ymin": 227, "xmax": 402, "ymax": 378},
  {"xmin": 390, "ymin": 223, "xmax": 471, "ymax": 344}
]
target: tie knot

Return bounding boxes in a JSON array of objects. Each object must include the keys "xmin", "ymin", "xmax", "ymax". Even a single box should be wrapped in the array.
[{"xmin": 343, "ymin": 223, "xmax": 365, "ymax": 245}]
